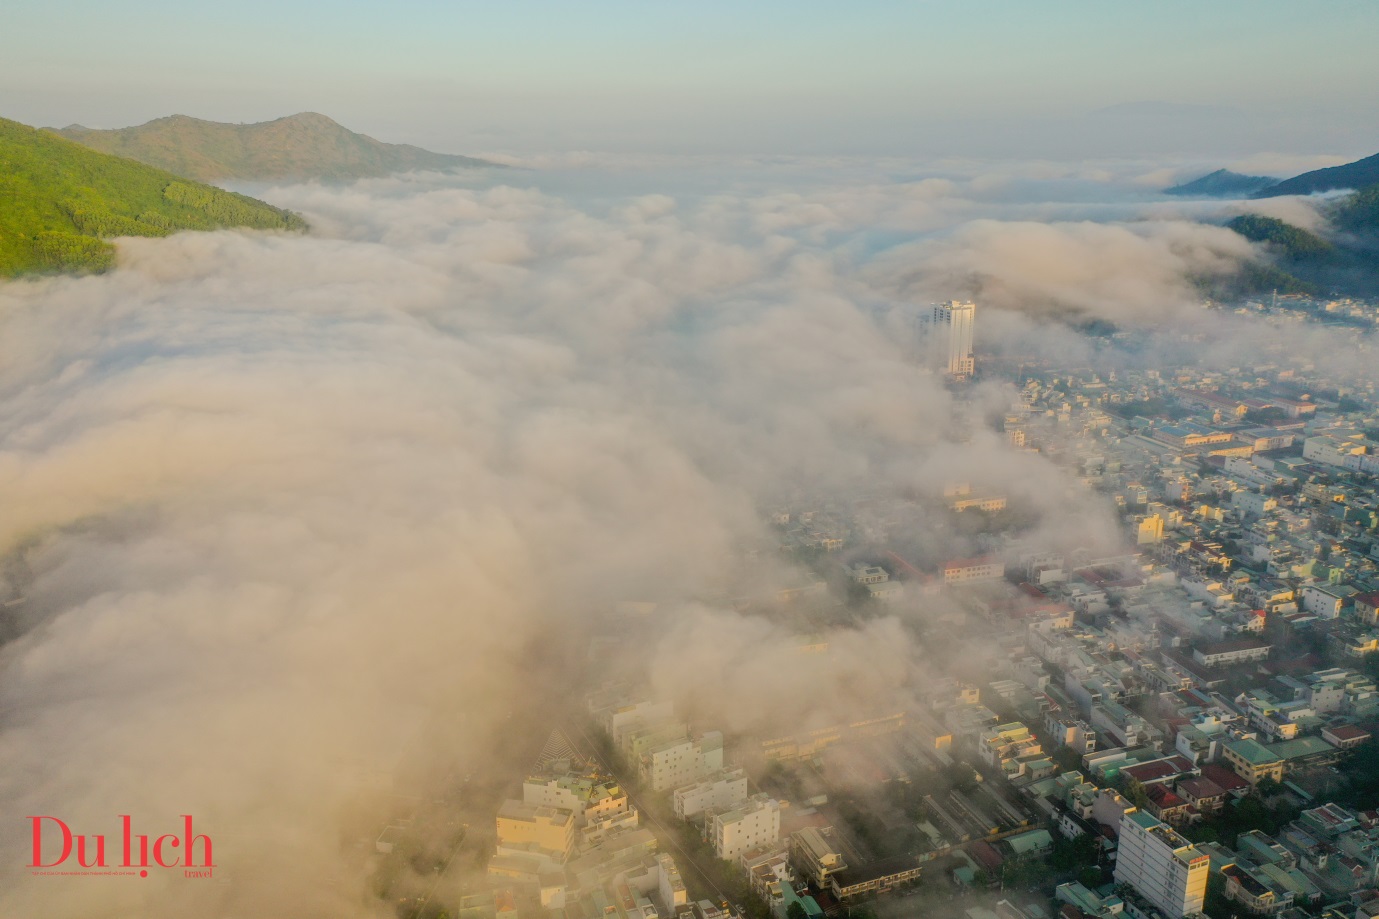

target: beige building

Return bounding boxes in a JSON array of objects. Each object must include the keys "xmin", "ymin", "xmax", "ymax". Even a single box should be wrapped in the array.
[
  {"xmin": 977, "ymin": 722, "xmax": 1045, "ymax": 779},
  {"xmin": 790, "ymin": 826, "xmax": 847, "ymax": 887},
  {"xmin": 943, "ymin": 556, "xmax": 1005, "ymax": 585},
  {"xmin": 1222, "ymin": 739, "xmax": 1285, "ymax": 786},
  {"xmin": 496, "ymin": 800, "xmax": 576, "ymax": 864}
]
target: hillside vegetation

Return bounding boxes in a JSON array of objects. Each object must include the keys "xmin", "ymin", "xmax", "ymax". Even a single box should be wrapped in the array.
[
  {"xmin": 54, "ymin": 112, "xmax": 496, "ymax": 182},
  {"xmin": 0, "ymin": 117, "xmax": 304, "ymax": 278},
  {"xmin": 1335, "ymin": 185, "xmax": 1379, "ymax": 234},
  {"xmin": 1227, "ymin": 215, "xmax": 1333, "ymax": 259},
  {"xmin": 1218, "ymin": 185, "xmax": 1379, "ymax": 299}
]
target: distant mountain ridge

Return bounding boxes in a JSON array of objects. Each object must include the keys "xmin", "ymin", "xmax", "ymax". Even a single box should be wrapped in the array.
[
  {"xmin": 1253, "ymin": 151, "xmax": 1379, "ymax": 198},
  {"xmin": 52, "ymin": 112, "xmax": 497, "ymax": 183},
  {"xmin": 0, "ymin": 116, "xmax": 304, "ymax": 277},
  {"xmin": 1164, "ymin": 169, "xmax": 1278, "ymax": 198}
]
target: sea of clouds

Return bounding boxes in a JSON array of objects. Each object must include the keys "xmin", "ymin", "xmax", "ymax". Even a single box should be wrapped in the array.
[{"xmin": 0, "ymin": 157, "xmax": 1364, "ymax": 917}]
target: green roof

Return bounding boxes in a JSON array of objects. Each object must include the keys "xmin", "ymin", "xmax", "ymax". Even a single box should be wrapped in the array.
[
  {"xmin": 1226, "ymin": 737, "xmax": 1283, "ymax": 766},
  {"xmin": 781, "ymin": 881, "xmax": 824, "ymax": 919},
  {"xmin": 1128, "ymin": 810, "xmax": 1161, "ymax": 829},
  {"xmin": 1267, "ymin": 736, "xmax": 1337, "ymax": 761},
  {"xmin": 1006, "ymin": 829, "xmax": 1053, "ymax": 856}
]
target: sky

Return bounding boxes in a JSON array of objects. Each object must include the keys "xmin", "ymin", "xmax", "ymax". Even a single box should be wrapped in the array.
[{"xmin": 3, "ymin": 0, "xmax": 1379, "ymax": 156}]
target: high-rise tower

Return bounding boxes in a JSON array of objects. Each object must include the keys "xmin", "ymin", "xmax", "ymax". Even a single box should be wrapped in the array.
[
  {"xmin": 916, "ymin": 300, "xmax": 975, "ymax": 380},
  {"xmin": 1113, "ymin": 810, "xmax": 1209, "ymax": 918}
]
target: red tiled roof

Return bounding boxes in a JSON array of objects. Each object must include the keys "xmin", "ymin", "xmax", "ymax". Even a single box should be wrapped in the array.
[
  {"xmin": 1177, "ymin": 777, "xmax": 1225, "ymax": 801},
  {"xmin": 968, "ymin": 840, "xmax": 1004, "ymax": 870},
  {"xmin": 1146, "ymin": 785, "xmax": 1187, "ymax": 809},
  {"xmin": 945, "ymin": 556, "xmax": 999, "ymax": 570},
  {"xmin": 1202, "ymin": 763, "xmax": 1250, "ymax": 792}
]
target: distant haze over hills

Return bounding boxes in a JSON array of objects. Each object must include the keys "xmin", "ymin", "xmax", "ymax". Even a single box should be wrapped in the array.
[
  {"xmin": 1164, "ymin": 169, "xmax": 1278, "ymax": 198},
  {"xmin": 1253, "ymin": 151, "xmax": 1379, "ymax": 198},
  {"xmin": 52, "ymin": 112, "xmax": 497, "ymax": 183}
]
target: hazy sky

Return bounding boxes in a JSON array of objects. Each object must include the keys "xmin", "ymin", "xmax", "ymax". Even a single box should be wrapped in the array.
[{"xmin": 4, "ymin": 2, "xmax": 1379, "ymax": 158}]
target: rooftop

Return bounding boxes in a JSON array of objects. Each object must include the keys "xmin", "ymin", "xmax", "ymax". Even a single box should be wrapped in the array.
[
  {"xmin": 1267, "ymin": 736, "xmax": 1337, "ymax": 761},
  {"xmin": 1226, "ymin": 737, "xmax": 1284, "ymax": 766}
]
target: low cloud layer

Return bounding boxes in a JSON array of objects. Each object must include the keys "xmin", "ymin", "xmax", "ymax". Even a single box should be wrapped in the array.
[{"xmin": 0, "ymin": 162, "xmax": 1358, "ymax": 917}]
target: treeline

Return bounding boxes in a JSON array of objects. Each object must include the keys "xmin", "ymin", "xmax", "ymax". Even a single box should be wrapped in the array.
[
  {"xmin": 22, "ymin": 182, "xmax": 307, "ymax": 274},
  {"xmin": 64, "ymin": 205, "xmax": 170, "ymax": 239},
  {"xmin": 30, "ymin": 232, "xmax": 115, "ymax": 272},
  {"xmin": 1227, "ymin": 215, "xmax": 1332, "ymax": 259},
  {"xmin": 163, "ymin": 182, "xmax": 307, "ymax": 231}
]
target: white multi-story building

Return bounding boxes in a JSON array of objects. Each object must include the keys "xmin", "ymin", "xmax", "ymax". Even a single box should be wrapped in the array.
[
  {"xmin": 1113, "ymin": 810, "xmax": 1209, "ymax": 918},
  {"xmin": 710, "ymin": 795, "xmax": 780, "ymax": 861},
  {"xmin": 674, "ymin": 768, "xmax": 749, "ymax": 819},
  {"xmin": 1304, "ymin": 434, "xmax": 1379, "ymax": 474},
  {"xmin": 642, "ymin": 731, "xmax": 724, "ymax": 792},
  {"xmin": 917, "ymin": 300, "xmax": 976, "ymax": 380}
]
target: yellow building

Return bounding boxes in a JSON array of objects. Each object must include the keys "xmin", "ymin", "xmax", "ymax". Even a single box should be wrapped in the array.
[
  {"xmin": 1137, "ymin": 514, "xmax": 1164, "ymax": 546},
  {"xmin": 496, "ymin": 800, "xmax": 576, "ymax": 863},
  {"xmin": 1222, "ymin": 739, "xmax": 1285, "ymax": 786}
]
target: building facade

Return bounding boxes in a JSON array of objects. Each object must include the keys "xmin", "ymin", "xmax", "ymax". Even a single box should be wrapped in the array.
[
  {"xmin": 673, "ymin": 768, "xmax": 749, "ymax": 820},
  {"xmin": 710, "ymin": 796, "xmax": 781, "ymax": 861},
  {"xmin": 917, "ymin": 300, "xmax": 976, "ymax": 380},
  {"xmin": 1113, "ymin": 810, "xmax": 1209, "ymax": 919}
]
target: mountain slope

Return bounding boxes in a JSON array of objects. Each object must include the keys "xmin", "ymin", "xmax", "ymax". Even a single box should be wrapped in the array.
[
  {"xmin": 1334, "ymin": 184, "xmax": 1379, "ymax": 234},
  {"xmin": 1217, "ymin": 186, "xmax": 1379, "ymax": 298},
  {"xmin": 1253, "ymin": 152, "xmax": 1379, "ymax": 198},
  {"xmin": 1164, "ymin": 169, "xmax": 1277, "ymax": 198},
  {"xmin": 0, "ymin": 116, "xmax": 305, "ymax": 278},
  {"xmin": 53, "ymin": 112, "xmax": 496, "ymax": 182}
]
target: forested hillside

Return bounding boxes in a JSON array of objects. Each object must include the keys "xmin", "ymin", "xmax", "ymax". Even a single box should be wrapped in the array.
[{"xmin": 0, "ymin": 117, "xmax": 304, "ymax": 277}]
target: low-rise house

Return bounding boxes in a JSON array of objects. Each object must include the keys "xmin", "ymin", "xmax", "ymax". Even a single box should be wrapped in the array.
[
  {"xmin": 1175, "ymin": 777, "xmax": 1227, "ymax": 815},
  {"xmin": 1222, "ymin": 738, "xmax": 1285, "ymax": 786}
]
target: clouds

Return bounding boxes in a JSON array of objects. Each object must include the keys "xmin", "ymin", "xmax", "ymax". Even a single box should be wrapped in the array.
[
  {"xmin": 868, "ymin": 217, "xmax": 1256, "ymax": 324},
  {"xmin": 0, "ymin": 159, "xmax": 1356, "ymax": 916}
]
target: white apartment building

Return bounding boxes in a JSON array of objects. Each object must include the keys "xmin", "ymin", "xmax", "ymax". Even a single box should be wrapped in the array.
[
  {"xmin": 917, "ymin": 300, "xmax": 976, "ymax": 380},
  {"xmin": 1113, "ymin": 810, "xmax": 1209, "ymax": 918},
  {"xmin": 642, "ymin": 731, "xmax": 724, "ymax": 792},
  {"xmin": 710, "ymin": 796, "xmax": 781, "ymax": 862},
  {"xmin": 674, "ymin": 768, "xmax": 749, "ymax": 820}
]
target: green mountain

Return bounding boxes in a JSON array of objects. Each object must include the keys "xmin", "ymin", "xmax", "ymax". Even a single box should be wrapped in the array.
[
  {"xmin": 1334, "ymin": 184, "xmax": 1379, "ymax": 234},
  {"xmin": 53, "ymin": 112, "xmax": 496, "ymax": 183},
  {"xmin": 1164, "ymin": 169, "xmax": 1277, "ymax": 198},
  {"xmin": 1227, "ymin": 215, "xmax": 1332, "ymax": 259},
  {"xmin": 0, "ymin": 116, "xmax": 305, "ymax": 278},
  {"xmin": 1253, "ymin": 152, "xmax": 1379, "ymax": 198},
  {"xmin": 1216, "ymin": 185, "xmax": 1379, "ymax": 299}
]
